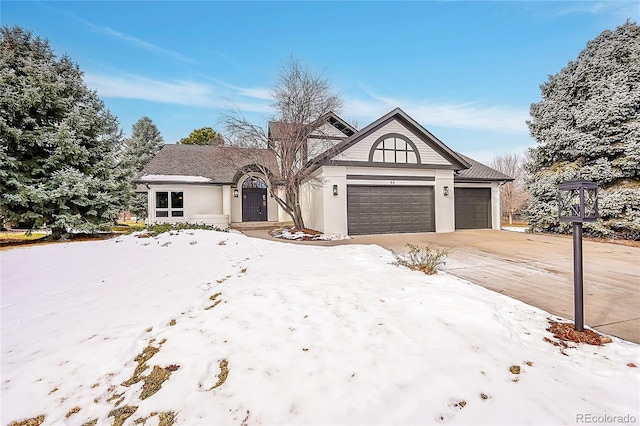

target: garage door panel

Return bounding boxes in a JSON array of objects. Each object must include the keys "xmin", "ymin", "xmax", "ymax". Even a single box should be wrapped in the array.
[
  {"xmin": 347, "ymin": 186, "xmax": 435, "ymax": 235},
  {"xmin": 455, "ymin": 188, "xmax": 491, "ymax": 229}
]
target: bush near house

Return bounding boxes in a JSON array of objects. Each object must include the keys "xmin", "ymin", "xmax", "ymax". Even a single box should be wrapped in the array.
[{"xmin": 392, "ymin": 244, "xmax": 451, "ymax": 275}]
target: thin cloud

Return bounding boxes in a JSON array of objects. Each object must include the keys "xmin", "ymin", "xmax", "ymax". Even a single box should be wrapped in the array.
[
  {"xmin": 76, "ymin": 16, "xmax": 195, "ymax": 64},
  {"xmin": 207, "ymin": 79, "xmax": 273, "ymax": 101},
  {"xmin": 85, "ymin": 72, "xmax": 272, "ymax": 114},
  {"xmin": 546, "ymin": 1, "xmax": 638, "ymax": 20},
  {"xmin": 345, "ymin": 88, "xmax": 530, "ymax": 134}
]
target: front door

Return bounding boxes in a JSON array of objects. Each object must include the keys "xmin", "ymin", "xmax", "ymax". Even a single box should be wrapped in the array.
[{"xmin": 242, "ymin": 188, "xmax": 267, "ymax": 222}]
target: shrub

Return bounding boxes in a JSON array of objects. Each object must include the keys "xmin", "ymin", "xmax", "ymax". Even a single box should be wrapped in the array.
[
  {"xmin": 392, "ymin": 243, "xmax": 451, "ymax": 275},
  {"xmin": 143, "ymin": 223, "xmax": 229, "ymax": 237}
]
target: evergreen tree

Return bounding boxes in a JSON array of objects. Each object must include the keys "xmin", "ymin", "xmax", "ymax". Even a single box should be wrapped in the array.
[
  {"xmin": 122, "ymin": 117, "xmax": 164, "ymax": 172},
  {"xmin": 178, "ymin": 127, "xmax": 224, "ymax": 145},
  {"xmin": 526, "ymin": 21, "xmax": 640, "ymax": 240},
  {"xmin": 0, "ymin": 26, "xmax": 125, "ymax": 238},
  {"xmin": 120, "ymin": 117, "xmax": 164, "ymax": 218}
]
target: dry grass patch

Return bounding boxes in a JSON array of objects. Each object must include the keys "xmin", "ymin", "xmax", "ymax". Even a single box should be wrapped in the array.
[
  {"xmin": 122, "ymin": 345, "xmax": 160, "ymax": 386},
  {"xmin": 158, "ymin": 411, "xmax": 177, "ymax": 426},
  {"xmin": 208, "ymin": 359, "xmax": 229, "ymax": 390},
  {"xmin": 206, "ymin": 292, "xmax": 223, "ymax": 310},
  {"xmin": 8, "ymin": 415, "xmax": 46, "ymax": 426},
  {"xmin": 139, "ymin": 365, "xmax": 180, "ymax": 400},
  {"xmin": 0, "ymin": 231, "xmax": 47, "ymax": 241},
  {"xmin": 65, "ymin": 406, "xmax": 81, "ymax": 418},
  {"xmin": 121, "ymin": 343, "xmax": 179, "ymax": 400},
  {"xmin": 109, "ymin": 405, "xmax": 138, "ymax": 426},
  {"xmin": 134, "ymin": 411, "xmax": 177, "ymax": 426}
]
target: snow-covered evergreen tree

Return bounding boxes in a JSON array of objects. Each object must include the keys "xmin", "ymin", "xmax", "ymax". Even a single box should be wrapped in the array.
[
  {"xmin": 121, "ymin": 117, "xmax": 164, "ymax": 173},
  {"xmin": 0, "ymin": 26, "xmax": 125, "ymax": 238},
  {"xmin": 120, "ymin": 117, "xmax": 164, "ymax": 218},
  {"xmin": 526, "ymin": 21, "xmax": 640, "ymax": 240}
]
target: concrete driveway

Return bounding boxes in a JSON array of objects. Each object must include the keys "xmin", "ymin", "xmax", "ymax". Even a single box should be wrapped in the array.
[{"xmin": 243, "ymin": 228, "xmax": 640, "ymax": 343}]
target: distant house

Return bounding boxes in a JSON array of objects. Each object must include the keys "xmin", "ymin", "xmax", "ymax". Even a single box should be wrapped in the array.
[{"xmin": 136, "ymin": 108, "xmax": 512, "ymax": 235}]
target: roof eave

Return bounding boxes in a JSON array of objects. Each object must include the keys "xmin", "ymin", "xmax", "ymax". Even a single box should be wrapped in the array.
[
  {"xmin": 454, "ymin": 177, "xmax": 515, "ymax": 182},
  {"xmin": 135, "ymin": 179, "xmax": 218, "ymax": 185}
]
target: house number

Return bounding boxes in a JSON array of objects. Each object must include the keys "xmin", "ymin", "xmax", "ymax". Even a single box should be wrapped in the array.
[{"xmin": 390, "ymin": 180, "xmax": 395, "ymax": 185}]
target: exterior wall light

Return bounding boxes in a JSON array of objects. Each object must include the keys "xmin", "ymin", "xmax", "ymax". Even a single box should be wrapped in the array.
[
  {"xmin": 233, "ymin": 189, "xmax": 239, "ymax": 198},
  {"xmin": 557, "ymin": 180, "xmax": 598, "ymax": 332},
  {"xmin": 443, "ymin": 186, "xmax": 449, "ymax": 196},
  {"xmin": 333, "ymin": 184, "xmax": 338, "ymax": 196}
]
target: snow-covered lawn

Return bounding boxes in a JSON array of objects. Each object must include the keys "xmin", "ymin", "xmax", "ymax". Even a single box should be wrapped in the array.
[{"xmin": 2, "ymin": 230, "xmax": 638, "ymax": 425}]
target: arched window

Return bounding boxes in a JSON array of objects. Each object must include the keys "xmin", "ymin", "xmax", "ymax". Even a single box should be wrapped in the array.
[
  {"xmin": 242, "ymin": 176, "xmax": 267, "ymax": 189},
  {"xmin": 368, "ymin": 133, "xmax": 421, "ymax": 164}
]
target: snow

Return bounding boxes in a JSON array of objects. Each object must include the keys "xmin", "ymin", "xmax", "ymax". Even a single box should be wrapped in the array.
[
  {"xmin": 140, "ymin": 174, "xmax": 212, "ymax": 183},
  {"xmin": 2, "ymin": 230, "xmax": 639, "ymax": 425},
  {"xmin": 270, "ymin": 227, "xmax": 350, "ymax": 241},
  {"xmin": 502, "ymin": 226, "xmax": 527, "ymax": 233}
]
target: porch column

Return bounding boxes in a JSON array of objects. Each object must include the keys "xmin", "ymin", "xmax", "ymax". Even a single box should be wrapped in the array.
[
  {"xmin": 222, "ymin": 185, "xmax": 231, "ymax": 225},
  {"xmin": 435, "ymin": 170, "xmax": 455, "ymax": 233},
  {"xmin": 277, "ymin": 187, "xmax": 288, "ymax": 222},
  {"xmin": 147, "ymin": 187, "xmax": 153, "ymax": 225}
]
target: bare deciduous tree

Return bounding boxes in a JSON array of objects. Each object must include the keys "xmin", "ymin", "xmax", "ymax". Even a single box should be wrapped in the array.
[
  {"xmin": 221, "ymin": 58, "xmax": 343, "ymax": 230},
  {"xmin": 492, "ymin": 153, "xmax": 530, "ymax": 225}
]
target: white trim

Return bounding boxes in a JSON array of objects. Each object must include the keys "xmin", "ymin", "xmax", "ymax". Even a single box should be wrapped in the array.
[{"xmin": 141, "ymin": 174, "xmax": 212, "ymax": 183}]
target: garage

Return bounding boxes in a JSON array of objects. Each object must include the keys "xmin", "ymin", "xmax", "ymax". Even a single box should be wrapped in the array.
[
  {"xmin": 347, "ymin": 186, "xmax": 435, "ymax": 235},
  {"xmin": 455, "ymin": 188, "xmax": 491, "ymax": 229}
]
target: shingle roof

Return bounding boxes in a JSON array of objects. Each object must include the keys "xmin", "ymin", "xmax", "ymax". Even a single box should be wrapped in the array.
[
  {"xmin": 454, "ymin": 153, "xmax": 513, "ymax": 181},
  {"xmin": 135, "ymin": 144, "xmax": 279, "ymax": 185}
]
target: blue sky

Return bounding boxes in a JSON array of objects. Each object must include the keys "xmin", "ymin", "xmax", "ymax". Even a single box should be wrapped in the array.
[{"xmin": 2, "ymin": 1, "xmax": 637, "ymax": 163}]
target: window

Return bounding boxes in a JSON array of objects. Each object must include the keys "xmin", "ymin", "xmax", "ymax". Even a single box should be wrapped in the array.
[
  {"xmin": 369, "ymin": 133, "xmax": 420, "ymax": 164},
  {"xmin": 242, "ymin": 176, "xmax": 267, "ymax": 189},
  {"xmin": 155, "ymin": 191, "xmax": 184, "ymax": 218}
]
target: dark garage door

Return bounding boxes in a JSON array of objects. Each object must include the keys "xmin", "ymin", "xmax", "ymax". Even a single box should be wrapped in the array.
[
  {"xmin": 455, "ymin": 188, "xmax": 491, "ymax": 229},
  {"xmin": 347, "ymin": 186, "xmax": 435, "ymax": 235}
]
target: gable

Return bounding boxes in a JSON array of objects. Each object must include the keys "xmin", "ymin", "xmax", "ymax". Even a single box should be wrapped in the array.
[
  {"xmin": 338, "ymin": 118, "xmax": 452, "ymax": 166},
  {"xmin": 306, "ymin": 121, "xmax": 352, "ymax": 159},
  {"xmin": 322, "ymin": 109, "xmax": 469, "ymax": 170},
  {"xmin": 268, "ymin": 111, "xmax": 356, "ymax": 141}
]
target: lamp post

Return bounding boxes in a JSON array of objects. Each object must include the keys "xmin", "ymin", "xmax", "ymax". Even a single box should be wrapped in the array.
[{"xmin": 557, "ymin": 180, "xmax": 598, "ymax": 332}]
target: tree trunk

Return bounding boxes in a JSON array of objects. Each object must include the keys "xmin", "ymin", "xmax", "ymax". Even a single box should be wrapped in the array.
[
  {"xmin": 509, "ymin": 211, "xmax": 513, "ymax": 225},
  {"xmin": 49, "ymin": 227, "xmax": 69, "ymax": 241},
  {"xmin": 291, "ymin": 187, "xmax": 305, "ymax": 230}
]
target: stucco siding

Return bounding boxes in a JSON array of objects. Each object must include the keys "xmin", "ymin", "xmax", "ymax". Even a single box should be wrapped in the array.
[
  {"xmin": 301, "ymin": 166, "xmax": 348, "ymax": 235},
  {"xmin": 320, "ymin": 166, "xmax": 348, "ymax": 235},
  {"xmin": 230, "ymin": 174, "xmax": 280, "ymax": 223},
  {"xmin": 300, "ymin": 175, "xmax": 325, "ymax": 232},
  {"xmin": 311, "ymin": 165, "xmax": 458, "ymax": 235},
  {"xmin": 339, "ymin": 119, "xmax": 451, "ymax": 165},
  {"xmin": 345, "ymin": 166, "xmax": 437, "ymax": 184},
  {"xmin": 148, "ymin": 184, "xmax": 224, "ymax": 225},
  {"xmin": 434, "ymin": 169, "xmax": 455, "ymax": 232}
]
